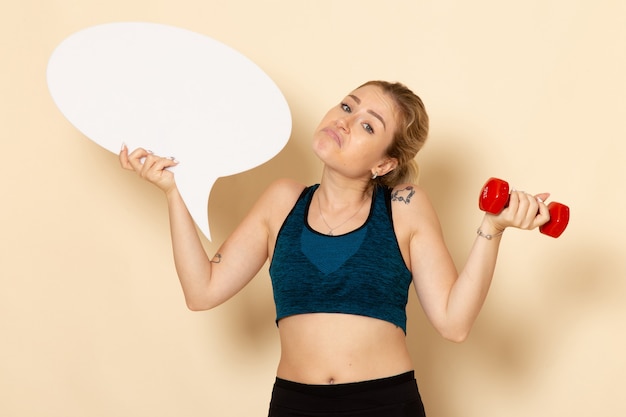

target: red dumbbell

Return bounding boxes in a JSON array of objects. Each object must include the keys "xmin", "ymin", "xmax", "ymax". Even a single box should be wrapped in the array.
[{"xmin": 479, "ymin": 177, "xmax": 570, "ymax": 238}]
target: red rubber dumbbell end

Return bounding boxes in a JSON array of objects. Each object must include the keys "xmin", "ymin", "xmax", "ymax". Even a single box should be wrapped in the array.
[
  {"xmin": 478, "ymin": 177, "xmax": 510, "ymax": 214},
  {"xmin": 540, "ymin": 202, "xmax": 570, "ymax": 238},
  {"xmin": 478, "ymin": 177, "xmax": 570, "ymax": 238}
]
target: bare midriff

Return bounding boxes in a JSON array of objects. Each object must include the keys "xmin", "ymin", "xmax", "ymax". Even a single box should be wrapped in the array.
[{"xmin": 276, "ymin": 313, "xmax": 414, "ymax": 385}]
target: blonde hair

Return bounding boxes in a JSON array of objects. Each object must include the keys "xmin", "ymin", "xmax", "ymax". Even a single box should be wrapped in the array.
[{"xmin": 360, "ymin": 81, "xmax": 429, "ymax": 187}]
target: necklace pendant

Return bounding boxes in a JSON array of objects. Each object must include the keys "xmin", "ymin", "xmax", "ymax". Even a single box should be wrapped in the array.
[{"xmin": 316, "ymin": 190, "xmax": 368, "ymax": 238}]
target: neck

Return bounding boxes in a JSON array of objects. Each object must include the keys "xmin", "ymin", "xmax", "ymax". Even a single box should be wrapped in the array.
[
  {"xmin": 314, "ymin": 180, "xmax": 372, "ymax": 236},
  {"xmin": 318, "ymin": 169, "xmax": 373, "ymax": 207}
]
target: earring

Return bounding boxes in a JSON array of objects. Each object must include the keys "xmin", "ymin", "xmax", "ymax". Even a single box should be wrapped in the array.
[{"xmin": 371, "ymin": 171, "xmax": 378, "ymax": 180}]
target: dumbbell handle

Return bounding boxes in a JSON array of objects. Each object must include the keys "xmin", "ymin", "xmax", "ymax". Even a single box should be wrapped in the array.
[{"xmin": 478, "ymin": 177, "xmax": 570, "ymax": 238}]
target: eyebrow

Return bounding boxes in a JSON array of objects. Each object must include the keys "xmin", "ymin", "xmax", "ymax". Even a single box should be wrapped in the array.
[{"xmin": 348, "ymin": 94, "xmax": 387, "ymax": 131}]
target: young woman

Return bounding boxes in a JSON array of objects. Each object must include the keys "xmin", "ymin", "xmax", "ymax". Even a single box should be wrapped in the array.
[{"xmin": 120, "ymin": 80, "xmax": 550, "ymax": 416}]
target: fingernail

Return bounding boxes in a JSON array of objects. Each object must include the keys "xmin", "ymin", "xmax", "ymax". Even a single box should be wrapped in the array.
[
  {"xmin": 147, "ymin": 150, "xmax": 154, "ymax": 154},
  {"xmin": 121, "ymin": 142, "xmax": 126, "ymax": 151},
  {"xmin": 168, "ymin": 156, "xmax": 178, "ymax": 163},
  {"xmin": 537, "ymin": 197, "xmax": 544, "ymax": 203}
]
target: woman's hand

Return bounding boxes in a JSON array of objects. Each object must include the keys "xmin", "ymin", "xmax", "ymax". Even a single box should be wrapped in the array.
[
  {"xmin": 484, "ymin": 190, "xmax": 551, "ymax": 233},
  {"xmin": 119, "ymin": 144, "xmax": 178, "ymax": 194}
]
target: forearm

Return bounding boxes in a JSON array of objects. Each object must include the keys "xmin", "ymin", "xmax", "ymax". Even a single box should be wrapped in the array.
[
  {"xmin": 412, "ymin": 188, "xmax": 549, "ymax": 342},
  {"xmin": 165, "ymin": 187, "xmax": 213, "ymax": 309},
  {"xmin": 444, "ymin": 217, "xmax": 503, "ymax": 341}
]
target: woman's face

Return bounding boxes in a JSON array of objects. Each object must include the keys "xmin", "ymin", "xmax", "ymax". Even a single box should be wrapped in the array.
[{"xmin": 313, "ymin": 84, "xmax": 399, "ymax": 179}]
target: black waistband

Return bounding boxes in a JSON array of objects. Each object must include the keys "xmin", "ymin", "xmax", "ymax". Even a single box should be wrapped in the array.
[{"xmin": 274, "ymin": 370, "xmax": 415, "ymax": 397}]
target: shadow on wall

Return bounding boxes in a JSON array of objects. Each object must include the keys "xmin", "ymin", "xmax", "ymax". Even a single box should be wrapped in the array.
[
  {"xmin": 404, "ymin": 129, "xmax": 483, "ymax": 416},
  {"xmin": 448, "ymin": 235, "xmax": 621, "ymax": 397},
  {"xmin": 407, "ymin": 136, "xmax": 622, "ymax": 414}
]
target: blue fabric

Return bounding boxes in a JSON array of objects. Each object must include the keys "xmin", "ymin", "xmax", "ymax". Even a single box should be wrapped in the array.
[{"xmin": 269, "ymin": 184, "xmax": 413, "ymax": 333}]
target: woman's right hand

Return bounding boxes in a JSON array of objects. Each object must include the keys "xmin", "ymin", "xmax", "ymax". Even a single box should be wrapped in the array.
[{"xmin": 119, "ymin": 144, "xmax": 179, "ymax": 194}]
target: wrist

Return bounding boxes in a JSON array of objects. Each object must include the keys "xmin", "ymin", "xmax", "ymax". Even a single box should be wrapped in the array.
[
  {"xmin": 165, "ymin": 185, "xmax": 181, "ymax": 202},
  {"xmin": 476, "ymin": 227, "xmax": 504, "ymax": 240},
  {"xmin": 476, "ymin": 218, "xmax": 505, "ymax": 240}
]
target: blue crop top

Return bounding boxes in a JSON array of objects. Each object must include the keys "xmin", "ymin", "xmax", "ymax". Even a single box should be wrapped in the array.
[{"xmin": 269, "ymin": 184, "xmax": 413, "ymax": 333}]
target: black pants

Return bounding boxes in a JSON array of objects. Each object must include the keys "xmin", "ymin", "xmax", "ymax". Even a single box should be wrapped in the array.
[{"xmin": 268, "ymin": 371, "xmax": 426, "ymax": 417}]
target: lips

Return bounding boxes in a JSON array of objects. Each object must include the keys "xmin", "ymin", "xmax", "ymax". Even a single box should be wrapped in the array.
[{"xmin": 323, "ymin": 127, "xmax": 342, "ymax": 147}]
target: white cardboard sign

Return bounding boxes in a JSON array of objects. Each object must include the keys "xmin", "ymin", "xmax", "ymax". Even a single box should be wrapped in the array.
[{"xmin": 47, "ymin": 22, "xmax": 292, "ymax": 240}]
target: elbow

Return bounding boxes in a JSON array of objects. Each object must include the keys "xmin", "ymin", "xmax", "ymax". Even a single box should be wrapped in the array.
[
  {"xmin": 439, "ymin": 326, "xmax": 471, "ymax": 344},
  {"xmin": 181, "ymin": 283, "xmax": 220, "ymax": 311},
  {"xmin": 444, "ymin": 332, "xmax": 469, "ymax": 344},
  {"xmin": 184, "ymin": 297, "xmax": 216, "ymax": 312},
  {"xmin": 186, "ymin": 303, "xmax": 209, "ymax": 312}
]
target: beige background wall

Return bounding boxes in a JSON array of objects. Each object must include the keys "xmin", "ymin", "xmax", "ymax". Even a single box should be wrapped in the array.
[{"xmin": 2, "ymin": 0, "xmax": 625, "ymax": 416}]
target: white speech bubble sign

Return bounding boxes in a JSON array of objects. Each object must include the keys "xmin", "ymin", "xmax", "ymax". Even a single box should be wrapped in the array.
[{"xmin": 47, "ymin": 22, "xmax": 292, "ymax": 241}]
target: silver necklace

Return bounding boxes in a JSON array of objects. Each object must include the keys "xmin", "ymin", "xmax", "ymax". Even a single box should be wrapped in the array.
[{"xmin": 317, "ymin": 192, "xmax": 368, "ymax": 236}]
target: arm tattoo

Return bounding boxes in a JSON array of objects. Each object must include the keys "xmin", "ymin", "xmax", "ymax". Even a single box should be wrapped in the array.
[
  {"xmin": 210, "ymin": 253, "xmax": 222, "ymax": 263},
  {"xmin": 391, "ymin": 186, "xmax": 415, "ymax": 204}
]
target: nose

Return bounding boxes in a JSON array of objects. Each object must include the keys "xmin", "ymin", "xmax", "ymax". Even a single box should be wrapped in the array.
[{"xmin": 336, "ymin": 114, "xmax": 351, "ymax": 132}]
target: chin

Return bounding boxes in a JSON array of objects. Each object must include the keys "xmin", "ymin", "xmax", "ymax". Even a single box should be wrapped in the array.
[{"xmin": 312, "ymin": 143, "xmax": 334, "ymax": 167}]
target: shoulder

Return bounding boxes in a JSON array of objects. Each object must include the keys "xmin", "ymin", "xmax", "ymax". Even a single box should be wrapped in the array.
[
  {"xmin": 254, "ymin": 178, "xmax": 307, "ymax": 225},
  {"xmin": 388, "ymin": 183, "xmax": 440, "ymax": 234},
  {"xmin": 388, "ymin": 183, "xmax": 430, "ymax": 210},
  {"xmin": 262, "ymin": 178, "xmax": 308, "ymax": 203}
]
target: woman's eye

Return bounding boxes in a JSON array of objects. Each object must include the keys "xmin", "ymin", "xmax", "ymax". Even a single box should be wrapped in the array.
[
  {"xmin": 341, "ymin": 103, "xmax": 351, "ymax": 112},
  {"xmin": 363, "ymin": 123, "xmax": 374, "ymax": 134}
]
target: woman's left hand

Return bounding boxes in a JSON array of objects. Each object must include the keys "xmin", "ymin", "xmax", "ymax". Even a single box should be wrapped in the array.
[{"xmin": 486, "ymin": 190, "xmax": 551, "ymax": 233}]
